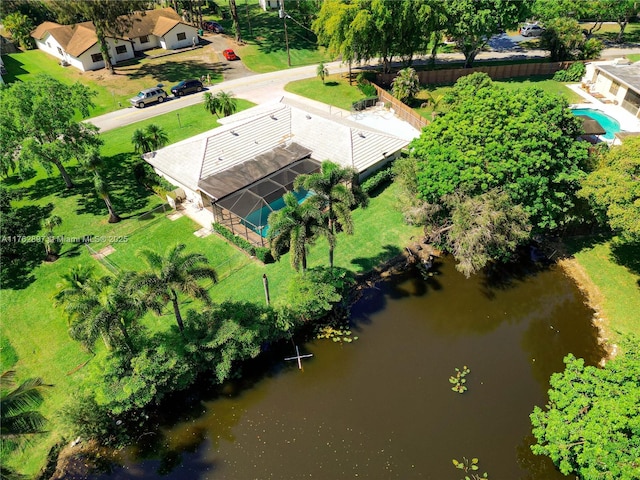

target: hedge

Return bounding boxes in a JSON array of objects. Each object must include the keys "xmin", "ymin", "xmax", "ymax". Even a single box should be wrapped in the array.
[{"xmin": 212, "ymin": 223, "xmax": 274, "ymax": 263}]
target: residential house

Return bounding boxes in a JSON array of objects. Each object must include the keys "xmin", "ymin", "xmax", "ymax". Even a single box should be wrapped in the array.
[
  {"xmin": 31, "ymin": 8, "xmax": 198, "ymax": 72},
  {"xmin": 143, "ymin": 97, "xmax": 413, "ymax": 246},
  {"xmin": 585, "ymin": 59, "xmax": 640, "ymax": 118}
]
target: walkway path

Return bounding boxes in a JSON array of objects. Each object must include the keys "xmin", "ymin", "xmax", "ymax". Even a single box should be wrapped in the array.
[{"xmin": 88, "ymin": 45, "xmax": 640, "ymax": 133}]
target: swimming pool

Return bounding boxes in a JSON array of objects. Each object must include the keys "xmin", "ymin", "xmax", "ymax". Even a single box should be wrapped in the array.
[
  {"xmin": 571, "ymin": 108, "xmax": 621, "ymax": 140},
  {"xmin": 243, "ymin": 189, "xmax": 314, "ymax": 238}
]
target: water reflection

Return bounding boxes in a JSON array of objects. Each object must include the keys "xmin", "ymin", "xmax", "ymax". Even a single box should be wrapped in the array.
[{"xmin": 93, "ymin": 257, "xmax": 602, "ymax": 479}]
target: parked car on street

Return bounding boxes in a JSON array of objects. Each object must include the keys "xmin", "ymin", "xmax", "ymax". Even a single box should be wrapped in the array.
[
  {"xmin": 202, "ymin": 21, "xmax": 224, "ymax": 33},
  {"xmin": 520, "ymin": 23, "xmax": 544, "ymax": 37},
  {"xmin": 222, "ymin": 49, "xmax": 239, "ymax": 61},
  {"xmin": 171, "ymin": 79, "xmax": 204, "ymax": 96},
  {"xmin": 129, "ymin": 86, "xmax": 168, "ymax": 108}
]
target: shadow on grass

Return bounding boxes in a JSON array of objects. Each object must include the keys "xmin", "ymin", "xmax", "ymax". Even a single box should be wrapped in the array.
[
  {"xmin": 610, "ymin": 241, "xmax": 640, "ymax": 277},
  {"xmin": 125, "ymin": 59, "xmax": 225, "ymax": 84},
  {"xmin": 0, "ymin": 203, "xmax": 54, "ymax": 290},
  {"xmin": 350, "ymin": 244, "xmax": 402, "ymax": 273},
  {"xmin": 1, "ymin": 52, "xmax": 28, "ymax": 84},
  {"xmin": 324, "ymin": 81, "xmax": 339, "ymax": 87}
]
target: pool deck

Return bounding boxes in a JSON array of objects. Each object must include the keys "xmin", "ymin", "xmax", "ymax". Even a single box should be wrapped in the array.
[{"xmin": 567, "ymin": 83, "xmax": 640, "ymax": 136}]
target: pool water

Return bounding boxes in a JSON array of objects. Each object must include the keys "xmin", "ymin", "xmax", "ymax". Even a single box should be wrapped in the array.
[
  {"xmin": 243, "ymin": 189, "xmax": 314, "ymax": 238},
  {"xmin": 572, "ymin": 108, "xmax": 621, "ymax": 140}
]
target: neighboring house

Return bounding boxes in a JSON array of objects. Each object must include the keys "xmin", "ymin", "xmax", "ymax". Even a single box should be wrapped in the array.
[
  {"xmin": 259, "ymin": 0, "xmax": 280, "ymax": 10},
  {"xmin": 144, "ymin": 97, "xmax": 411, "ymax": 246},
  {"xmin": 31, "ymin": 8, "xmax": 198, "ymax": 71},
  {"xmin": 585, "ymin": 59, "xmax": 640, "ymax": 118}
]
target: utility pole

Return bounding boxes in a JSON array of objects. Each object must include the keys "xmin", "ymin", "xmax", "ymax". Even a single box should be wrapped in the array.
[{"xmin": 279, "ymin": 0, "xmax": 291, "ymax": 67}]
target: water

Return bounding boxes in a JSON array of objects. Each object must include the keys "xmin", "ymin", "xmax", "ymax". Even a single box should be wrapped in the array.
[
  {"xmin": 572, "ymin": 108, "xmax": 621, "ymax": 140},
  {"xmin": 242, "ymin": 189, "xmax": 313, "ymax": 238},
  {"xmin": 93, "ymin": 259, "xmax": 605, "ymax": 479}
]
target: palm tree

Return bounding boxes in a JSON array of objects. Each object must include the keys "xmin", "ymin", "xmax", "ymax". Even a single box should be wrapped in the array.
[
  {"xmin": 134, "ymin": 244, "xmax": 218, "ymax": 332},
  {"xmin": 57, "ymin": 272, "xmax": 144, "ymax": 354},
  {"xmin": 53, "ymin": 264, "xmax": 94, "ymax": 304},
  {"xmin": 317, "ymin": 62, "xmax": 329, "ymax": 84},
  {"xmin": 144, "ymin": 124, "xmax": 169, "ymax": 151},
  {"xmin": 82, "ymin": 149, "xmax": 121, "ymax": 223},
  {"xmin": 42, "ymin": 215, "xmax": 62, "ymax": 261},
  {"xmin": 203, "ymin": 91, "xmax": 221, "ymax": 118},
  {"xmin": 391, "ymin": 67, "xmax": 420, "ymax": 103},
  {"xmin": 216, "ymin": 91, "xmax": 237, "ymax": 118},
  {"xmin": 131, "ymin": 128, "xmax": 152, "ymax": 154},
  {"xmin": 294, "ymin": 161, "xmax": 368, "ymax": 269},
  {"xmin": 1, "ymin": 370, "xmax": 48, "ymax": 465},
  {"xmin": 267, "ymin": 192, "xmax": 331, "ymax": 272}
]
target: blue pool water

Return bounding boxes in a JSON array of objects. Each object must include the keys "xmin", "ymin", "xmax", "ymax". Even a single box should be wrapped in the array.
[
  {"xmin": 572, "ymin": 108, "xmax": 621, "ymax": 140},
  {"xmin": 243, "ymin": 189, "xmax": 314, "ymax": 238}
]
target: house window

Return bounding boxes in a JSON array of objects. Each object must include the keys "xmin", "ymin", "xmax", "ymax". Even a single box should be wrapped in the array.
[
  {"xmin": 177, "ymin": 32, "xmax": 186, "ymax": 41},
  {"xmin": 47, "ymin": 42, "xmax": 51, "ymax": 47},
  {"xmin": 115, "ymin": 45, "xmax": 127, "ymax": 54},
  {"xmin": 91, "ymin": 53, "xmax": 102, "ymax": 63},
  {"xmin": 610, "ymin": 81, "xmax": 620, "ymax": 95},
  {"xmin": 57, "ymin": 47, "xmax": 63, "ymax": 55},
  {"xmin": 140, "ymin": 35, "xmax": 149, "ymax": 44}
]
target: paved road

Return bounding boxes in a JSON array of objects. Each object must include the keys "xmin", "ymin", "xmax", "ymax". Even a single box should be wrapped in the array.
[{"xmin": 88, "ymin": 44, "xmax": 640, "ymax": 133}]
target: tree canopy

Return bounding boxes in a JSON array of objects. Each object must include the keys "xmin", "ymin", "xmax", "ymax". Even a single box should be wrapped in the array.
[
  {"xmin": 0, "ymin": 75, "xmax": 100, "ymax": 188},
  {"xmin": 410, "ymin": 73, "xmax": 589, "ymax": 232},
  {"xmin": 579, "ymin": 137, "xmax": 640, "ymax": 243},
  {"xmin": 530, "ymin": 337, "xmax": 640, "ymax": 479}
]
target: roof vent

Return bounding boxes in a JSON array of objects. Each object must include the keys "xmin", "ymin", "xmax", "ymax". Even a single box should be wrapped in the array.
[
  {"xmin": 270, "ymin": 114, "xmax": 278, "ymax": 120},
  {"xmin": 230, "ymin": 130, "xmax": 238, "ymax": 136},
  {"xmin": 358, "ymin": 132, "xmax": 366, "ymax": 138},
  {"xmin": 306, "ymin": 114, "xmax": 312, "ymax": 119}
]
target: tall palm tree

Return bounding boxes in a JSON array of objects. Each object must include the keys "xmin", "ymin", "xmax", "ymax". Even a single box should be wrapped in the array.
[
  {"xmin": 42, "ymin": 215, "xmax": 62, "ymax": 261},
  {"xmin": 131, "ymin": 128, "xmax": 152, "ymax": 154},
  {"xmin": 1, "ymin": 370, "xmax": 48, "ymax": 468},
  {"xmin": 203, "ymin": 91, "xmax": 221, "ymax": 118},
  {"xmin": 294, "ymin": 161, "xmax": 368, "ymax": 269},
  {"xmin": 267, "ymin": 191, "xmax": 331, "ymax": 272},
  {"xmin": 134, "ymin": 244, "xmax": 218, "ymax": 332},
  {"xmin": 53, "ymin": 264, "xmax": 94, "ymax": 305},
  {"xmin": 57, "ymin": 272, "xmax": 144, "ymax": 354},
  {"xmin": 144, "ymin": 124, "xmax": 169, "ymax": 151},
  {"xmin": 82, "ymin": 149, "xmax": 121, "ymax": 223}
]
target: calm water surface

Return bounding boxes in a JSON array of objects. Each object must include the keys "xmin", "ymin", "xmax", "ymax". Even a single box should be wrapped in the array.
[{"xmin": 95, "ymin": 259, "xmax": 605, "ymax": 479}]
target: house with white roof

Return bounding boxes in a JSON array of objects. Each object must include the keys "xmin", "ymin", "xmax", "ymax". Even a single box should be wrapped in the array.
[
  {"xmin": 144, "ymin": 97, "xmax": 412, "ymax": 246},
  {"xmin": 585, "ymin": 59, "xmax": 640, "ymax": 118},
  {"xmin": 31, "ymin": 8, "xmax": 198, "ymax": 71}
]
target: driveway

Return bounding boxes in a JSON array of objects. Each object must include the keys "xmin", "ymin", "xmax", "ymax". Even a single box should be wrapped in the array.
[{"xmin": 201, "ymin": 33, "xmax": 256, "ymax": 81}]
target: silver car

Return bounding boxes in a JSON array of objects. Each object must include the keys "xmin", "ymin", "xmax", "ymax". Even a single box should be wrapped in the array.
[
  {"xmin": 130, "ymin": 87, "xmax": 168, "ymax": 108},
  {"xmin": 521, "ymin": 24, "xmax": 544, "ymax": 37}
]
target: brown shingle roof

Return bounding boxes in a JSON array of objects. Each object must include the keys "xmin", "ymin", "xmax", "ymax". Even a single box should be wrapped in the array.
[
  {"xmin": 31, "ymin": 21, "xmax": 63, "ymax": 40},
  {"xmin": 65, "ymin": 23, "xmax": 98, "ymax": 57},
  {"xmin": 152, "ymin": 16, "xmax": 181, "ymax": 37}
]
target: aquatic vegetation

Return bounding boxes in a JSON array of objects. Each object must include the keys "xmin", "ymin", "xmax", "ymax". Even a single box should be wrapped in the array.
[
  {"xmin": 449, "ymin": 365, "xmax": 470, "ymax": 393},
  {"xmin": 316, "ymin": 325, "xmax": 358, "ymax": 343},
  {"xmin": 452, "ymin": 456, "xmax": 489, "ymax": 479}
]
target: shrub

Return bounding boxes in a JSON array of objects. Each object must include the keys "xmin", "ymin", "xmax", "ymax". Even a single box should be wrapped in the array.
[
  {"xmin": 361, "ymin": 166, "xmax": 394, "ymax": 195},
  {"xmin": 212, "ymin": 223, "xmax": 274, "ymax": 263},
  {"xmin": 358, "ymin": 83, "xmax": 377, "ymax": 97},
  {"xmin": 553, "ymin": 62, "xmax": 586, "ymax": 82},
  {"xmin": 356, "ymin": 71, "xmax": 376, "ymax": 85}
]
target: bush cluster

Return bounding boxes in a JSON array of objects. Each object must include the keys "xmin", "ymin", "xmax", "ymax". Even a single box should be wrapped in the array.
[
  {"xmin": 361, "ymin": 166, "xmax": 394, "ymax": 195},
  {"xmin": 553, "ymin": 62, "xmax": 586, "ymax": 82},
  {"xmin": 212, "ymin": 222, "xmax": 274, "ymax": 263}
]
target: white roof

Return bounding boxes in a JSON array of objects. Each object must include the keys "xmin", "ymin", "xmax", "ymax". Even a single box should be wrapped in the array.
[{"xmin": 145, "ymin": 98, "xmax": 410, "ymax": 196}]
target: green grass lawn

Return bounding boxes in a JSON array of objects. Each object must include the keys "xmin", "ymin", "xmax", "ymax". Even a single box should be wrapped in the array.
[
  {"xmin": 566, "ymin": 238, "xmax": 640, "ymax": 343},
  {"xmin": 285, "ymin": 74, "xmax": 368, "ymax": 110},
  {"xmin": 626, "ymin": 53, "xmax": 640, "ymax": 62},
  {"xmin": 211, "ymin": 0, "xmax": 333, "ymax": 73}
]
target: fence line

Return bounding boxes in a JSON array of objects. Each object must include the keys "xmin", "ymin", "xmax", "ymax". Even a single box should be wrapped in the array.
[
  {"xmin": 375, "ymin": 61, "xmax": 574, "ymax": 87},
  {"xmin": 85, "ymin": 243, "xmax": 120, "ymax": 274},
  {"xmin": 370, "ymin": 83, "xmax": 429, "ymax": 131}
]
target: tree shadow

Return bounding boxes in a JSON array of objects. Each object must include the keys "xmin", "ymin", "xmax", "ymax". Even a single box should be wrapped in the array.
[
  {"xmin": 0, "ymin": 203, "xmax": 54, "ymax": 290},
  {"xmin": 26, "ymin": 164, "xmax": 89, "ymax": 202},
  {"xmin": 1, "ymin": 53, "xmax": 29, "ymax": 84},
  {"xmin": 125, "ymin": 59, "xmax": 225, "ymax": 84},
  {"xmin": 610, "ymin": 241, "xmax": 640, "ymax": 276},
  {"xmin": 350, "ymin": 244, "xmax": 402, "ymax": 273}
]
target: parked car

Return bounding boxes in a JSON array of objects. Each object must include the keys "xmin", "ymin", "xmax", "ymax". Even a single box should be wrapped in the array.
[
  {"xmin": 520, "ymin": 24, "xmax": 544, "ymax": 37},
  {"xmin": 129, "ymin": 86, "xmax": 168, "ymax": 108},
  {"xmin": 202, "ymin": 21, "xmax": 224, "ymax": 33},
  {"xmin": 171, "ymin": 79, "xmax": 204, "ymax": 96},
  {"xmin": 223, "ymin": 49, "xmax": 239, "ymax": 61}
]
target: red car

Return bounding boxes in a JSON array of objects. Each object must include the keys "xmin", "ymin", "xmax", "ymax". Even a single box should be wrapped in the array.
[{"xmin": 222, "ymin": 49, "xmax": 239, "ymax": 61}]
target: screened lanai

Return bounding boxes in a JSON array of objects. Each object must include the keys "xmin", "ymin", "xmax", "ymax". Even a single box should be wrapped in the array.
[{"xmin": 198, "ymin": 143, "xmax": 320, "ymax": 247}]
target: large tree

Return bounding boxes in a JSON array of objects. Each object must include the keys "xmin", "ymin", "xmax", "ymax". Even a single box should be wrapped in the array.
[
  {"xmin": 579, "ymin": 137, "xmax": 640, "ymax": 243},
  {"xmin": 267, "ymin": 191, "xmax": 328, "ymax": 272},
  {"xmin": 530, "ymin": 337, "xmax": 640, "ymax": 479},
  {"xmin": 134, "ymin": 244, "xmax": 218, "ymax": 332},
  {"xmin": 48, "ymin": 0, "xmax": 145, "ymax": 73},
  {"xmin": 411, "ymin": 73, "xmax": 589, "ymax": 232},
  {"xmin": 0, "ymin": 75, "xmax": 100, "ymax": 188},
  {"xmin": 2, "ymin": 12, "xmax": 35, "ymax": 49},
  {"xmin": 443, "ymin": 0, "xmax": 528, "ymax": 68},
  {"xmin": 294, "ymin": 161, "xmax": 367, "ymax": 270},
  {"xmin": 602, "ymin": 0, "xmax": 640, "ymax": 43}
]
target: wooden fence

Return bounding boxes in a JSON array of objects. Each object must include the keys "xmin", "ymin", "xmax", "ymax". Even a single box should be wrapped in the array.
[
  {"xmin": 370, "ymin": 83, "xmax": 429, "ymax": 131},
  {"xmin": 375, "ymin": 61, "xmax": 574, "ymax": 87}
]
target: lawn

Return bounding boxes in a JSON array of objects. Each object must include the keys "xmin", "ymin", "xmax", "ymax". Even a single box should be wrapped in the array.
[
  {"xmin": 285, "ymin": 73, "xmax": 369, "ymax": 110},
  {"xmin": 2, "ymin": 46, "xmax": 225, "ymax": 117},
  {"xmin": 210, "ymin": 0, "xmax": 333, "ymax": 73},
  {"xmin": 565, "ymin": 238, "xmax": 640, "ymax": 344}
]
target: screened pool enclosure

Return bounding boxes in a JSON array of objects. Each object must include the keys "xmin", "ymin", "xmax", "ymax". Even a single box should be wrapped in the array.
[{"xmin": 198, "ymin": 143, "xmax": 321, "ymax": 247}]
